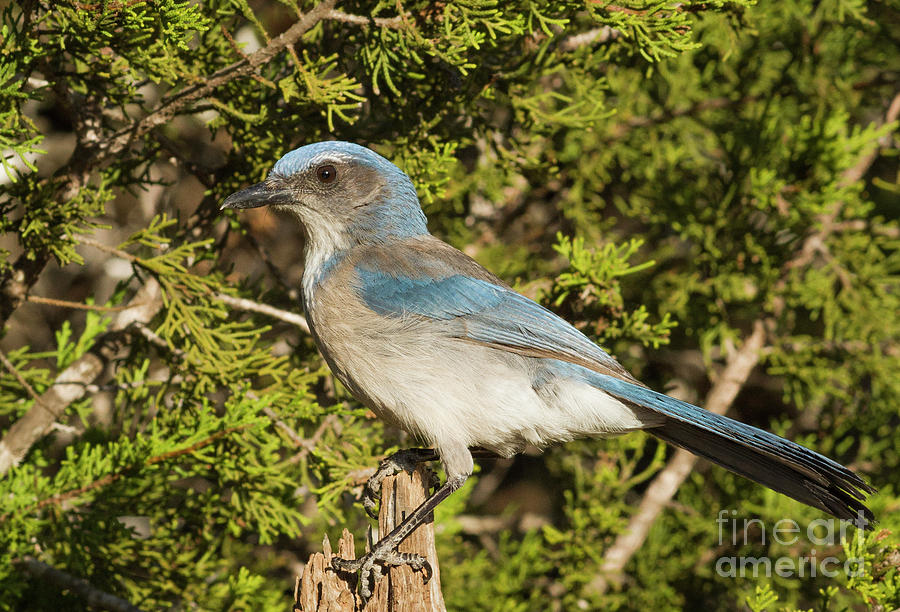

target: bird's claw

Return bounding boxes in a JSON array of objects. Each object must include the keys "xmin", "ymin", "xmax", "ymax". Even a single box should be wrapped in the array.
[
  {"xmin": 363, "ymin": 448, "xmax": 438, "ymax": 519},
  {"xmin": 331, "ymin": 549, "xmax": 432, "ymax": 601},
  {"xmin": 342, "ymin": 448, "xmax": 440, "ymax": 598}
]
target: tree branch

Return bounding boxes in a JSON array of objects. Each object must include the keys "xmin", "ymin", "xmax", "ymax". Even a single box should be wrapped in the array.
[
  {"xmin": 784, "ymin": 90, "xmax": 900, "ymax": 276},
  {"xmin": 559, "ymin": 26, "xmax": 618, "ymax": 52},
  {"xmin": 3, "ymin": 423, "xmax": 249, "ymax": 522},
  {"xmin": 25, "ymin": 295, "xmax": 150, "ymax": 312},
  {"xmin": 288, "ymin": 414, "xmax": 338, "ymax": 464},
  {"xmin": 0, "ymin": 0, "xmax": 336, "ymax": 330},
  {"xmin": 2, "ymin": 226, "xmax": 315, "ymax": 477},
  {"xmin": 0, "ymin": 279, "xmax": 163, "ymax": 477},
  {"xmin": 324, "ymin": 9, "xmax": 404, "ymax": 28},
  {"xmin": 216, "ymin": 293, "xmax": 310, "ymax": 333},
  {"xmin": 592, "ymin": 320, "xmax": 767, "ymax": 592},
  {"xmin": 101, "ymin": 0, "xmax": 337, "ymax": 164}
]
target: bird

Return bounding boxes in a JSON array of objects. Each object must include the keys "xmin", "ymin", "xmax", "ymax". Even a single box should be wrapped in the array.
[{"xmin": 222, "ymin": 140, "xmax": 874, "ymax": 597}]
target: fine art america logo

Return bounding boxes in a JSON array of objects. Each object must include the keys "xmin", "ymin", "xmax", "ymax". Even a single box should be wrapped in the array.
[{"xmin": 715, "ymin": 509, "xmax": 870, "ymax": 578}]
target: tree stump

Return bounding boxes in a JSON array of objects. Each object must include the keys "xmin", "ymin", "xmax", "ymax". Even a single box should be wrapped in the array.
[{"xmin": 295, "ymin": 465, "xmax": 446, "ymax": 612}]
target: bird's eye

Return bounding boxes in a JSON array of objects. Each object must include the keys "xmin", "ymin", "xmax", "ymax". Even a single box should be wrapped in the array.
[{"xmin": 316, "ymin": 164, "xmax": 337, "ymax": 184}]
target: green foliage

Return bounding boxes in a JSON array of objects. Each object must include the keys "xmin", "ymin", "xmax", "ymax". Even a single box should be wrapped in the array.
[
  {"xmin": 842, "ymin": 529, "xmax": 900, "ymax": 610},
  {"xmin": 547, "ymin": 233, "xmax": 676, "ymax": 348},
  {"xmin": 0, "ymin": 0, "xmax": 897, "ymax": 610},
  {"xmin": 745, "ymin": 584, "xmax": 780, "ymax": 612}
]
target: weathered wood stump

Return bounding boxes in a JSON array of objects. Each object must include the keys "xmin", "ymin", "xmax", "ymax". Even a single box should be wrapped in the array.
[{"xmin": 295, "ymin": 465, "xmax": 446, "ymax": 612}]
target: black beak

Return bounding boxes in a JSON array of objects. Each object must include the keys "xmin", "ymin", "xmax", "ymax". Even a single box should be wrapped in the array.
[{"xmin": 220, "ymin": 182, "xmax": 294, "ymax": 210}]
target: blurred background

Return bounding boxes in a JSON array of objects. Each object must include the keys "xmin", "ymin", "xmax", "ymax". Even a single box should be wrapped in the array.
[{"xmin": 1, "ymin": 1, "xmax": 898, "ymax": 610}]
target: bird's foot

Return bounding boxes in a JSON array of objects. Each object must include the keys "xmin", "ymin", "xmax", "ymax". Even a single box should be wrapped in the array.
[
  {"xmin": 363, "ymin": 448, "xmax": 438, "ymax": 519},
  {"xmin": 336, "ymin": 474, "xmax": 465, "ymax": 600},
  {"xmin": 331, "ymin": 543, "xmax": 432, "ymax": 601}
]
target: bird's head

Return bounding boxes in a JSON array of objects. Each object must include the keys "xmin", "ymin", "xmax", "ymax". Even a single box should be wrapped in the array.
[{"xmin": 222, "ymin": 141, "xmax": 428, "ymax": 250}]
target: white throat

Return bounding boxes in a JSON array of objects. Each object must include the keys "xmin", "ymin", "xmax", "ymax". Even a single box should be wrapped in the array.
[{"xmin": 294, "ymin": 208, "xmax": 351, "ymax": 303}]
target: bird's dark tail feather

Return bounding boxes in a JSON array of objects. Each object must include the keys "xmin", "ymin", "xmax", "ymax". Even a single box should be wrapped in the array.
[
  {"xmin": 589, "ymin": 373, "xmax": 876, "ymax": 528},
  {"xmin": 651, "ymin": 418, "xmax": 874, "ymax": 527}
]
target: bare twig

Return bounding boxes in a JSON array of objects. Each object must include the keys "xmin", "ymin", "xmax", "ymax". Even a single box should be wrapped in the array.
[
  {"xmin": 288, "ymin": 414, "xmax": 339, "ymax": 464},
  {"xmin": 229, "ymin": 228, "xmax": 301, "ymax": 302},
  {"xmin": 783, "ymin": 91, "xmax": 900, "ymax": 277},
  {"xmin": 216, "ymin": 293, "xmax": 309, "ymax": 332},
  {"xmin": 77, "ymin": 237, "xmax": 138, "ymax": 262},
  {"xmin": 559, "ymin": 26, "xmax": 618, "ymax": 52},
  {"xmin": 0, "ymin": 0, "xmax": 335, "ymax": 466},
  {"xmin": 263, "ymin": 406, "xmax": 307, "ymax": 447},
  {"xmin": 325, "ymin": 9, "xmax": 405, "ymax": 28},
  {"xmin": 1, "ymin": 235, "xmax": 309, "ymax": 477},
  {"xmin": 131, "ymin": 321, "xmax": 185, "ymax": 360},
  {"xmin": 152, "ymin": 131, "xmax": 216, "ymax": 189},
  {"xmin": 26, "ymin": 295, "xmax": 149, "ymax": 312},
  {"xmin": 0, "ymin": 349, "xmax": 43, "ymax": 405},
  {"xmin": 82, "ymin": 376, "xmax": 184, "ymax": 394},
  {"xmin": 0, "ymin": 354, "xmax": 105, "ymax": 477}
]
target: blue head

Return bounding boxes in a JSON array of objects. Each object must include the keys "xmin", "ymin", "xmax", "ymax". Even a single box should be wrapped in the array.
[{"xmin": 222, "ymin": 141, "xmax": 428, "ymax": 253}]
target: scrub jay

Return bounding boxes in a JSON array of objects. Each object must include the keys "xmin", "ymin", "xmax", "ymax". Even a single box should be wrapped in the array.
[{"xmin": 222, "ymin": 141, "xmax": 873, "ymax": 597}]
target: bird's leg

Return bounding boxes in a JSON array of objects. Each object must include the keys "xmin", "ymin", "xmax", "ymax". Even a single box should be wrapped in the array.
[
  {"xmin": 332, "ymin": 473, "xmax": 466, "ymax": 601},
  {"xmin": 362, "ymin": 448, "xmax": 439, "ymax": 519}
]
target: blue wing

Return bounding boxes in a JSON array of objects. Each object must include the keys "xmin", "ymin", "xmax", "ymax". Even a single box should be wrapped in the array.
[{"xmin": 355, "ymin": 258, "xmax": 628, "ymax": 377}]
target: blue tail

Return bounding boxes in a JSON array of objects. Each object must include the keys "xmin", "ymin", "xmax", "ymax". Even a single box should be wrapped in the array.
[{"xmin": 589, "ymin": 373, "xmax": 875, "ymax": 527}]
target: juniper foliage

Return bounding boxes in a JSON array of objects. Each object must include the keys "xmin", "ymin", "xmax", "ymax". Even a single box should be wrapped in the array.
[{"xmin": 0, "ymin": 1, "xmax": 898, "ymax": 610}]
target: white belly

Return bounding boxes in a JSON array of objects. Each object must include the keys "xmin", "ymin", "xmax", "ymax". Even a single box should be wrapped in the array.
[{"xmin": 309, "ymin": 309, "xmax": 651, "ymax": 478}]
